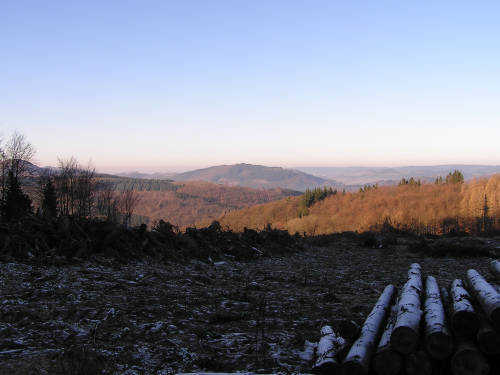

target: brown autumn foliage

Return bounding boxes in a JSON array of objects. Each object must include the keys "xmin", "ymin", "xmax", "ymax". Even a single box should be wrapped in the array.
[
  {"xmin": 214, "ymin": 174, "xmax": 500, "ymax": 235},
  {"xmin": 132, "ymin": 181, "xmax": 300, "ymax": 227}
]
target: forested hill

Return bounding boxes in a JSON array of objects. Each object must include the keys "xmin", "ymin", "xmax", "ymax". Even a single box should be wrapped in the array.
[
  {"xmin": 95, "ymin": 176, "xmax": 301, "ymax": 227},
  {"xmin": 172, "ymin": 163, "xmax": 343, "ymax": 191},
  {"xmin": 207, "ymin": 174, "xmax": 500, "ymax": 236}
]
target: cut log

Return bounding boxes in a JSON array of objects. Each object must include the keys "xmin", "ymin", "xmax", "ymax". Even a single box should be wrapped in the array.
[
  {"xmin": 373, "ymin": 303, "xmax": 402, "ymax": 375},
  {"xmin": 405, "ymin": 349, "xmax": 433, "ymax": 375},
  {"xmin": 342, "ymin": 284, "xmax": 396, "ymax": 375},
  {"xmin": 312, "ymin": 325, "xmax": 345, "ymax": 374},
  {"xmin": 451, "ymin": 339, "xmax": 490, "ymax": 375},
  {"xmin": 423, "ymin": 276, "xmax": 454, "ymax": 359},
  {"xmin": 476, "ymin": 310, "xmax": 500, "ymax": 356},
  {"xmin": 467, "ymin": 269, "xmax": 500, "ymax": 331},
  {"xmin": 450, "ymin": 279, "xmax": 480, "ymax": 337},
  {"xmin": 490, "ymin": 260, "xmax": 500, "ymax": 282},
  {"xmin": 492, "ymin": 282, "xmax": 500, "ymax": 295},
  {"xmin": 391, "ymin": 263, "xmax": 423, "ymax": 354}
]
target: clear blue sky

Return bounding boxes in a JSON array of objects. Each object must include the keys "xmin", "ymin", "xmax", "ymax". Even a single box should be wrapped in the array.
[{"xmin": 1, "ymin": 1, "xmax": 500, "ymax": 172}]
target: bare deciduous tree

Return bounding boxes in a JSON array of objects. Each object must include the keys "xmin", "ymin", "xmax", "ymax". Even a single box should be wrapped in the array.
[
  {"xmin": 5, "ymin": 132, "xmax": 36, "ymax": 179},
  {"xmin": 119, "ymin": 189, "xmax": 140, "ymax": 227},
  {"xmin": 1, "ymin": 132, "xmax": 35, "ymax": 202},
  {"xmin": 96, "ymin": 182, "xmax": 120, "ymax": 222},
  {"xmin": 55, "ymin": 157, "xmax": 96, "ymax": 219}
]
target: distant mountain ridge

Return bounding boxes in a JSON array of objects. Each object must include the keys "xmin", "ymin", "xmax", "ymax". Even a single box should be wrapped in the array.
[
  {"xmin": 172, "ymin": 163, "xmax": 343, "ymax": 191},
  {"xmin": 296, "ymin": 165, "xmax": 500, "ymax": 185}
]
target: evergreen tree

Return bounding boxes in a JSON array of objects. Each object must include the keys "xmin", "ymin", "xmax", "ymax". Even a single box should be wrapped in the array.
[
  {"xmin": 0, "ymin": 170, "xmax": 32, "ymax": 221},
  {"xmin": 41, "ymin": 178, "xmax": 57, "ymax": 218},
  {"xmin": 445, "ymin": 170, "xmax": 464, "ymax": 184}
]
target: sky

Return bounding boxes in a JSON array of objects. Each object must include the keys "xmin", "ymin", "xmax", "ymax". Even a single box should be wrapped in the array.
[{"xmin": 1, "ymin": 1, "xmax": 500, "ymax": 173}]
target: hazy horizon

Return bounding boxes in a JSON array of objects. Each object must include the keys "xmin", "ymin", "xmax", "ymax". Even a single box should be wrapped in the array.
[
  {"xmin": 105, "ymin": 162, "xmax": 500, "ymax": 176},
  {"xmin": 3, "ymin": 1, "xmax": 500, "ymax": 171}
]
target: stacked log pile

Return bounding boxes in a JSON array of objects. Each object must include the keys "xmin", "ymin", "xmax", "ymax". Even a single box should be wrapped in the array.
[{"xmin": 308, "ymin": 260, "xmax": 500, "ymax": 375}]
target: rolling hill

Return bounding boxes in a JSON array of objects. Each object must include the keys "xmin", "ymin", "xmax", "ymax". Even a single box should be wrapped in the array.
[
  {"xmin": 172, "ymin": 163, "xmax": 343, "ymax": 191},
  {"xmin": 208, "ymin": 174, "xmax": 500, "ymax": 235},
  {"xmin": 96, "ymin": 176, "xmax": 301, "ymax": 227},
  {"xmin": 130, "ymin": 181, "xmax": 301, "ymax": 227}
]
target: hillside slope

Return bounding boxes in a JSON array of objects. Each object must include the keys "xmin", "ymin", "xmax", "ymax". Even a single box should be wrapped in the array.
[
  {"xmin": 120, "ymin": 180, "xmax": 301, "ymax": 227},
  {"xmin": 173, "ymin": 163, "xmax": 342, "ymax": 191},
  {"xmin": 214, "ymin": 174, "xmax": 500, "ymax": 235}
]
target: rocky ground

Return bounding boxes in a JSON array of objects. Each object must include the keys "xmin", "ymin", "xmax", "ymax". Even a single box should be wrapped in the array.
[{"xmin": 0, "ymin": 234, "xmax": 498, "ymax": 374}]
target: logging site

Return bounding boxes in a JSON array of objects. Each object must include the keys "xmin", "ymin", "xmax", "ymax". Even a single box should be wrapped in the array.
[
  {"xmin": 1, "ymin": 229, "xmax": 500, "ymax": 374},
  {"xmin": 4, "ymin": 1, "xmax": 500, "ymax": 374}
]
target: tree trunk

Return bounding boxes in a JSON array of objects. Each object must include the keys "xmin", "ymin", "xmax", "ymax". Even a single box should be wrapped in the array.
[
  {"xmin": 373, "ymin": 303, "xmax": 402, "ymax": 375},
  {"xmin": 391, "ymin": 263, "xmax": 423, "ymax": 354},
  {"xmin": 451, "ymin": 340, "xmax": 490, "ymax": 375},
  {"xmin": 490, "ymin": 260, "xmax": 500, "ymax": 282},
  {"xmin": 450, "ymin": 279, "xmax": 480, "ymax": 337},
  {"xmin": 405, "ymin": 350, "xmax": 433, "ymax": 375},
  {"xmin": 424, "ymin": 276, "xmax": 454, "ymax": 359},
  {"xmin": 342, "ymin": 284, "xmax": 396, "ymax": 375},
  {"xmin": 476, "ymin": 310, "xmax": 500, "ymax": 356},
  {"xmin": 467, "ymin": 269, "xmax": 500, "ymax": 331},
  {"xmin": 312, "ymin": 326, "xmax": 345, "ymax": 374}
]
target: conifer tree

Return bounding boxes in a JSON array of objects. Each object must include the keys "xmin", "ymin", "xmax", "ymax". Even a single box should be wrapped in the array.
[
  {"xmin": 0, "ymin": 170, "xmax": 32, "ymax": 221},
  {"xmin": 41, "ymin": 178, "xmax": 57, "ymax": 219}
]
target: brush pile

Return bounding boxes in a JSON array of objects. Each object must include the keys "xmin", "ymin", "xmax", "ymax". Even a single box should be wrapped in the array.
[
  {"xmin": 310, "ymin": 260, "xmax": 500, "ymax": 375},
  {"xmin": 0, "ymin": 216, "xmax": 300, "ymax": 262}
]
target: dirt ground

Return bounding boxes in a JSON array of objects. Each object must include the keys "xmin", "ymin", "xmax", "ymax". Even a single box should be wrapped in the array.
[{"xmin": 0, "ymin": 235, "xmax": 495, "ymax": 374}]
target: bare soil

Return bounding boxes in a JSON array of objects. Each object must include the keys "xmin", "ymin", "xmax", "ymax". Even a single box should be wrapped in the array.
[{"xmin": 0, "ymin": 235, "xmax": 495, "ymax": 374}]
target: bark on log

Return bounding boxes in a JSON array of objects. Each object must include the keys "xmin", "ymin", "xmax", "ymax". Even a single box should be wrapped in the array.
[
  {"xmin": 405, "ymin": 350, "xmax": 433, "ymax": 375},
  {"xmin": 342, "ymin": 284, "xmax": 396, "ymax": 375},
  {"xmin": 490, "ymin": 260, "xmax": 500, "ymax": 282},
  {"xmin": 467, "ymin": 269, "xmax": 500, "ymax": 331},
  {"xmin": 312, "ymin": 325, "xmax": 345, "ymax": 374},
  {"xmin": 373, "ymin": 303, "xmax": 402, "ymax": 375},
  {"xmin": 391, "ymin": 263, "xmax": 423, "ymax": 354},
  {"xmin": 451, "ymin": 339, "xmax": 490, "ymax": 375},
  {"xmin": 423, "ymin": 276, "xmax": 454, "ymax": 359},
  {"xmin": 492, "ymin": 283, "xmax": 500, "ymax": 295},
  {"xmin": 450, "ymin": 279, "xmax": 480, "ymax": 337},
  {"xmin": 477, "ymin": 310, "xmax": 500, "ymax": 356}
]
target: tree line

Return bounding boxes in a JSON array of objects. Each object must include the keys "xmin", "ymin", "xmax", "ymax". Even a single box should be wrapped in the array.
[
  {"xmin": 0, "ymin": 133, "xmax": 140, "ymax": 226},
  {"xmin": 297, "ymin": 187, "xmax": 337, "ymax": 217}
]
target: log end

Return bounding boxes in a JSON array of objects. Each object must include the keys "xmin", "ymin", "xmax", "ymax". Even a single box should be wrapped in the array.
[
  {"xmin": 405, "ymin": 350, "xmax": 433, "ymax": 375},
  {"xmin": 373, "ymin": 349, "xmax": 403, "ymax": 375},
  {"xmin": 478, "ymin": 330, "xmax": 500, "ymax": 356},
  {"xmin": 451, "ymin": 347, "xmax": 490, "ymax": 375},
  {"xmin": 452, "ymin": 311, "xmax": 480, "ymax": 337},
  {"xmin": 341, "ymin": 360, "xmax": 366, "ymax": 375},
  {"xmin": 312, "ymin": 360, "xmax": 340, "ymax": 375},
  {"xmin": 491, "ymin": 307, "xmax": 500, "ymax": 332},
  {"xmin": 426, "ymin": 331, "xmax": 454, "ymax": 360},
  {"xmin": 391, "ymin": 326, "xmax": 419, "ymax": 355}
]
